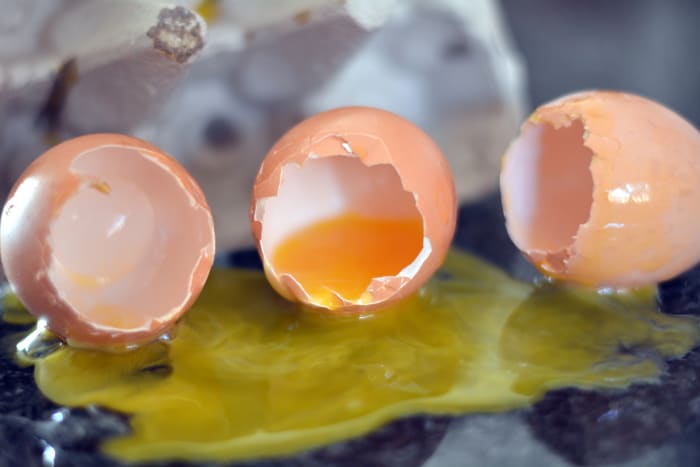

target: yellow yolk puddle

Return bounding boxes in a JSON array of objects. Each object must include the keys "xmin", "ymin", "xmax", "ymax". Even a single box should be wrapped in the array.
[
  {"xmin": 11, "ymin": 250, "xmax": 698, "ymax": 463},
  {"xmin": 1, "ymin": 289, "xmax": 35, "ymax": 325},
  {"xmin": 271, "ymin": 213, "xmax": 424, "ymax": 305}
]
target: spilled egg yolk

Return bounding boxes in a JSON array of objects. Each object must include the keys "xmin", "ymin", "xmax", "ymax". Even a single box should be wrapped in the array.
[
  {"xmin": 271, "ymin": 213, "xmax": 424, "ymax": 305},
  {"xmin": 13, "ymin": 249, "xmax": 699, "ymax": 463}
]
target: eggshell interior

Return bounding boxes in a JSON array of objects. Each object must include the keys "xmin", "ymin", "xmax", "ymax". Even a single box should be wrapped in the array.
[
  {"xmin": 501, "ymin": 119, "xmax": 594, "ymax": 271},
  {"xmin": 256, "ymin": 155, "xmax": 427, "ymax": 303},
  {"xmin": 47, "ymin": 146, "xmax": 213, "ymax": 332},
  {"xmin": 258, "ymin": 156, "xmax": 423, "ymax": 252}
]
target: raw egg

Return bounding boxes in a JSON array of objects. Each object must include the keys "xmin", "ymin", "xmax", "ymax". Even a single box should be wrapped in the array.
[
  {"xmin": 501, "ymin": 90, "xmax": 700, "ymax": 287},
  {"xmin": 250, "ymin": 106, "xmax": 457, "ymax": 311},
  {"xmin": 22, "ymin": 251, "xmax": 700, "ymax": 463},
  {"xmin": 0, "ymin": 134, "xmax": 216, "ymax": 349}
]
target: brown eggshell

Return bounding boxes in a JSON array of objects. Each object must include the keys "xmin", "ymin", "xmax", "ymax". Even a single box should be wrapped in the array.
[
  {"xmin": 250, "ymin": 106, "xmax": 457, "ymax": 311},
  {"xmin": 501, "ymin": 90, "xmax": 700, "ymax": 287},
  {"xmin": 0, "ymin": 134, "xmax": 215, "ymax": 350}
]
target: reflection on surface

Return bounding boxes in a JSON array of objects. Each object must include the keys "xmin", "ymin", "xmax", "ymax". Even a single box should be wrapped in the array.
[{"xmin": 20, "ymin": 250, "xmax": 700, "ymax": 463}]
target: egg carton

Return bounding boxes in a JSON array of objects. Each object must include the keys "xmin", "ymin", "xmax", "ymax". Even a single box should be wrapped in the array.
[{"xmin": 0, "ymin": 0, "xmax": 526, "ymax": 271}]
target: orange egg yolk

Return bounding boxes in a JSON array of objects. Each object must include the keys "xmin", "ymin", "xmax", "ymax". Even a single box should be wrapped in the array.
[{"xmin": 272, "ymin": 213, "xmax": 424, "ymax": 303}]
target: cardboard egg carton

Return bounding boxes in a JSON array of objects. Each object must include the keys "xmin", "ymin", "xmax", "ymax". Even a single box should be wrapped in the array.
[{"xmin": 0, "ymin": 0, "xmax": 527, "ymax": 260}]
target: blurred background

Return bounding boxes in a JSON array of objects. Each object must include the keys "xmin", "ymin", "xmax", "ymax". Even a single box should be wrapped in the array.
[
  {"xmin": 0, "ymin": 0, "xmax": 699, "ymax": 252},
  {"xmin": 502, "ymin": 0, "xmax": 700, "ymax": 126}
]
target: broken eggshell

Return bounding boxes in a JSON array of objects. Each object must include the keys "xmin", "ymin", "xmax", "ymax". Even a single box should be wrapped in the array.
[
  {"xmin": 500, "ymin": 90, "xmax": 700, "ymax": 288},
  {"xmin": 250, "ymin": 106, "xmax": 457, "ymax": 312},
  {"xmin": 0, "ymin": 134, "xmax": 215, "ymax": 349}
]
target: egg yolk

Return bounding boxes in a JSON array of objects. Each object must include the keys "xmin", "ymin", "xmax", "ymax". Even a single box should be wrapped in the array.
[
  {"xmin": 272, "ymin": 213, "xmax": 424, "ymax": 305},
  {"xmin": 11, "ymin": 249, "xmax": 699, "ymax": 463}
]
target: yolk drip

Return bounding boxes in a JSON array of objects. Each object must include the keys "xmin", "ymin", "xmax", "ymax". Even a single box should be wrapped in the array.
[
  {"xmin": 14, "ymin": 250, "xmax": 700, "ymax": 463},
  {"xmin": 271, "ymin": 213, "xmax": 424, "ymax": 304}
]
